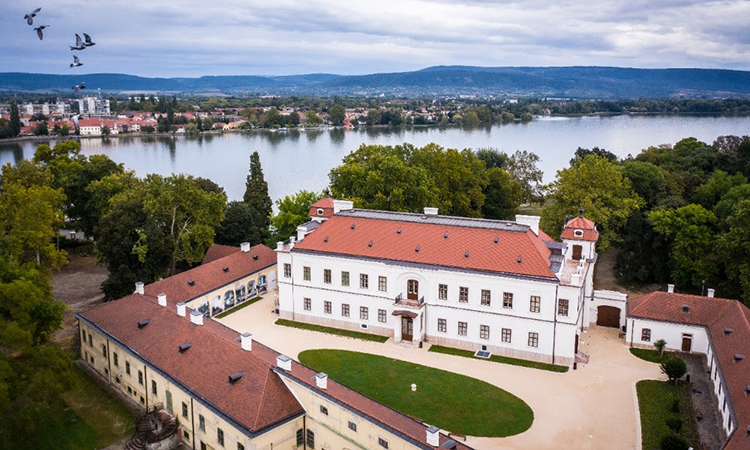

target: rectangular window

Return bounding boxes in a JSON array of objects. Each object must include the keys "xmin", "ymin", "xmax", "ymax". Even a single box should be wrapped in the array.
[
  {"xmin": 218, "ymin": 428, "xmax": 224, "ymax": 446},
  {"xmin": 138, "ymin": 370, "xmax": 143, "ymax": 385},
  {"xmin": 530, "ymin": 295, "xmax": 541, "ymax": 313},
  {"xmin": 342, "ymin": 304, "xmax": 350, "ymax": 317},
  {"xmin": 528, "ymin": 332, "xmax": 539, "ymax": 347},
  {"xmin": 182, "ymin": 402, "xmax": 188, "ymax": 418},
  {"xmin": 324, "ymin": 301, "xmax": 332, "ymax": 314},
  {"xmin": 284, "ymin": 263, "xmax": 291, "ymax": 278},
  {"xmin": 558, "ymin": 299, "xmax": 569, "ymax": 316},
  {"xmin": 303, "ymin": 298, "xmax": 311, "ymax": 311},
  {"xmin": 378, "ymin": 437, "xmax": 389, "ymax": 449},
  {"xmin": 341, "ymin": 271, "xmax": 350, "ymax": 286},
  {"xmin": 303, "ymin": 266, "xmax": 311, "ymax": 281},
  {"xmin": 151, "ymin": 380, "xmax": 157, "ymax": 395},
  {"xmin": 480, "ymin": 325, "xmax": 490, "ymax": 340},
  {"xmin": 641, "ymin": 328, "xmax": 651, "ymax": 342},
  {"xmin": 306, "ymin": 429, "xmax": 315, "ymax": 448},
  {"xmin": 296, "ymin": 429, "xmax": 304, "ymax": 446},
  {"xmin": 360, "ymin": 273, "xmax": 369, "ymax": 289},
  {"xmin": 438, "ymin": 318, "xmax": 447, "ymax": 333},
  {"xmin": 113, "ymin": 352, "xmax": 118, "ymax": 367},
  {"xmin": 438, "ymin": 284, "xmax": 448, "ymax": 300},
  {"xmin": 320, "ymin": 405, "xmax": 328, "ymax": 415},
  {"xmin": 126, "ymin": 361, "xmax": 131, "ymax": 375},
  {"xmin": 348, "ymin": 421, "xmax": 357, "ymax": 432},
  {"xmin": 459, "ymin": 286, "xmax": 469, "ymax": 303},
  {"xmin": 360, "ymin": 306, "xmax": 369, "ymax": 320},
  {"xmin": 102, "ymin": 343, "xmax": 107, "ymax": 357},
  {"xmin": 458, "ymin": 321, "xmax": 467, "ymax": 336},
  {"xmin": 82, "ymin": 329, "xmax": 87, "ymax": 344},
  {"xmin": 501, "ymin": 328, "xmax": 511, "ymax": 343},
  {"xmin": 199, "ymin": 414, "xmax": 205, "ymax": 431},
  {"xmin": 481, "ymin": 289, "xmax": 491, "ymax": 306},
  {"xmin": 378, "ymin": 309, "xmax": 387, "ymax": 323},
  {"xmin": 378, "ymin": 276, "xmax": 387, "ymax": 291},
  {"xmin": 503, "ymin": 292, "xmax": 513, "ymax": 308},
  {"xmin": 88, "ymin": 334, "xmax": 92, "ymax": 347},
  {"xmin": 323, "ymin": 269, "xmax": 331, "ymax": 284}
]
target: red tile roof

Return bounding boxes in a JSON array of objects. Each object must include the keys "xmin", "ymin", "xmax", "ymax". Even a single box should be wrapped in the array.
[
  {"xmin": 144, "ymin": 244, "xmax": 276, "ymax": 306},
  {"xmin": 293, "ymin": 215, "xmax": 556, "ymax": 279},
  {"xmin": 203, "ymin": 244, "xmax": 241, "ymax": 264},
  {"xmin": 560, "ymin": 216, "xmax": 599, "ymax": 242},
  {"xmin": 309, "ymin": 197, "xmax": 335, "ymax": 219},
  {"xmin": 628, "ymin": 292, "xmax": 750, "ymax": 449}
]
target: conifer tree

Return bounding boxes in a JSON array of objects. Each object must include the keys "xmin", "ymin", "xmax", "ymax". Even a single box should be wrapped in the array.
[
  {"xmin": 243, "ymin": 151, "xmax": 272, "ymax": 238},
  {"xmin": 10, "ymin": 101, "xmax": 21, "ymax": 137}
]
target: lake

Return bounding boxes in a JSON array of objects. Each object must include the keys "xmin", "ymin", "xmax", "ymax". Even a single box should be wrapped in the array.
[{"xmin": 2, "ymin": 115, "xmax": 749, "ymax": 202}]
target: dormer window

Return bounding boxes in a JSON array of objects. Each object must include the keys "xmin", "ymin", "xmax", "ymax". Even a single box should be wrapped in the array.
[
  {"xmin": 317, "ymin": 208, "xmax": 324, "ymax": 216},
  {"xmin": 573, "ymin": 229, "xmax": 584, "ymax": 238}
]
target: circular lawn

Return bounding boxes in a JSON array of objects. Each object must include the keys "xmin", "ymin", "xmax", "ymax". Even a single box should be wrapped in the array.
[{"xmin": 298, "ymin": 349, "xmax": 533, "ymax": 437}]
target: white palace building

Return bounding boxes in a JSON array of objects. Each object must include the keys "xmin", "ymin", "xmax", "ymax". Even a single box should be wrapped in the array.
[{"xmin": 277, "ymin": 198, "xmax": 603, "ymax": 367}]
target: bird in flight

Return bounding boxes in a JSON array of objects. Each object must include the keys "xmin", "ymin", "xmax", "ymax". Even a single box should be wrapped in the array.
[
  {"xmin": 70, "ymin": 34, "xmax": 86, "ymax": 51},
  {"xmin": 72, "ymin": 82, "xmax": 86, "ymax": 92},
  {"xmin": 25, "ymin": 8, "xmax": 41, "ymax": 26},
  {"xmin": 83, "ymin": 33, "xmax": 96, "ymax": 47},
  {"xmin": 70, "ymin": 55, "xmax": 83, "ymax": 68},
  {"xmin": 34, "ymin": 25, "xmax": 49, "ymax": 40}
]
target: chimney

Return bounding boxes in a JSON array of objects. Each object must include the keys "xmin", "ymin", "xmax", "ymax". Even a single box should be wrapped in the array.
[
  {"xmin": 315, "ymin": 372, "xmax": 328, "ymax": 390},
  {"xmin": 332, "ymin": 199, "xmax": 354, "ymax": 214},
  {"xmin": 289, "ymin": 236, "xmax": 296, "ymax": 245},
  {"xmin": 515, "ymin": 215, "xmax": 540, "ymax": 236},
  {"xmin": 707, "ymin": 288, "xmax": 715, "ymax": 298},
  {"xmin": 276, "ymin": 354, "xmax": 292, "ymax": 371},
  {"xmin": 240, "ymin": 332, "xmax": 252, "ymax": 351},
  {"xmin": 135, "ymin": 281, "xmax": 145, "ymax": 295},
  {"xmin": 176, "ymin": 302, "xmax": 186, "ymax": 317},
  {"xmin": 276, "ymin": 241, "xmax": 284, "ymax": 251},
  {"xmin": 667, "ymin": 284, "xmax": 674, "ymax": 293},
  {"xmin": 157, "ymin": 293, "xmax": 167, "ymax": 307},
  {"xmin": 426, "ymin": 426, "xmax": 440, "ymax": 447},
  {"xmin": 190, "ymin": 310, "xmax": 204, "ymax": 326},
  {"xmin": 423, "ymin": 207, "xmax": 439, "ymax": 216},
  {"xmin": 240, "ymin": 242, "xmax": 251, "ymax": 252}
]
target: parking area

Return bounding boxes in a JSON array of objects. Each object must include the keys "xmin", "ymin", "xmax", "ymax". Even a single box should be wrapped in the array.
[{"xmin": 217, "ymin": 293, "xmax": 663, "ymax": 450}]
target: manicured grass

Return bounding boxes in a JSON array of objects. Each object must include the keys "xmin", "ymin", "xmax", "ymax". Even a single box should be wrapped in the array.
[
  {"xmin": 630, "ymin": 347, "xmax": 669, "ymax": 363},
  {"xmin": 299, "ymin": 349, "xmax": 533, "ymax": 437},
  {"xmin": 275, "ymin": 319, "xmax": 390, "ymax": 342},
  {"xmin": 215, "ymin": 296, "xmax": 263, "ymax": 318},
  {"xmin": 636, "ymin": 380, "xmax": 699, "ymax": 450},
  {"xmin": 429, "ymin": 344, "xmax": 569, "ymax": 373}
]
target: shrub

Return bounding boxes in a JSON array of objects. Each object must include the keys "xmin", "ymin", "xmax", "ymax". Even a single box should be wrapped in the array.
[
  {"xmin": 665, "ymin": 416, "xmax": 682, "ymax": 432},
  {"xmin": 660, "ymin": 357, "xmax": 687, "ymax": 384},
  {"xmin": 660, "ymin": 434, "xmax": 689, "ymax": 450},
  {"xmin": 654, "ymin": 339, "xmax": 667, "ymax": 356}
]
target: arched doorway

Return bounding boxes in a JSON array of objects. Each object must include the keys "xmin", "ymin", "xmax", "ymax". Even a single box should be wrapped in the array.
[
  {"xmin": 407, "ymin": 279, "xmax": 419, "ymax": 300},
  {"xmin": 596, "ymin": 305, "xmax": 621, "ymax": 328}
]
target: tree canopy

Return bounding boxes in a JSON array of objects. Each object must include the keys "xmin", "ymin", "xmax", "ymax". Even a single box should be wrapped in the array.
[{"xmin": 269, "ymin": 191, "xmax": 323, "ymax": 245}]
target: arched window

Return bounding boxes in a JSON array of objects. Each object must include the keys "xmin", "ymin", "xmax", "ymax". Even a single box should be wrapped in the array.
[
  {"xmin": 224, "ymin": 290, "xmax": 235, "ymax": 308},
  {"xmin": 248, "ymin": 280, "xmax": 257, "ymax": 297},
  {"xmin": 236, "ymin": 285, "xmax": 246, "ymax": 303}
]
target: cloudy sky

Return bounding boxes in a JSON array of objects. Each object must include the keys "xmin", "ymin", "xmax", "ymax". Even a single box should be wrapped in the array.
[{"xmin": 4, "ymin": 0, "xmax": 750, "ymax": 77}]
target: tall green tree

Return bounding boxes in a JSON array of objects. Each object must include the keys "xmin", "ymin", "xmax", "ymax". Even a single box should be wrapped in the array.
[
  {"xmin": 214, "ymin": 201, "xmax": 261, "ymax": 247},
  {"xmin": 328, "ymin": 104, "xmax": 345, "ymax": 126},
  {"xmin": 718, "ymin": 199, "xmax": 750, "ymax": 306},
  {"xmin": 506, "ymin": 150, "xmax": 544, "ymax": 204},
  {"xmin": 482, "ymin": 167, "xmax": 523, "ymax": 220},
  {"xmin": 9, "ymin": 101, "xmax": 21, "ymax": 137},
  {"xmin": 476, "ymin": 148, "xmax": 508, "ymax": 170},
  {"xmin": 243, "ymin": 152, "xmax": 272, "ymax": 239},
  {"xmin": 269, "ymin": 191, "xmax": 323, "ymax": 245},
  {"xmin": 620, "ymin": 160, "xmax": 667, "ymax": 208}
]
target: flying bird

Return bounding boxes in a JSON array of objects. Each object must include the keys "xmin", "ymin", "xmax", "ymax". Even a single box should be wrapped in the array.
[
  {"xmin": 24, "ymin": 7, "xmax": 41, "ymax": 25},
  {"xmin": 70, "ymin": 34, "xmax": 86, "ymax": 51},
  {"xmin": 83, "ymin": 33, "xmax": 96, "ymax": 47},
  {"xmin": 71, "ymin": 114, "xmax": 81, "ymax": 133},
  {"xmin": 70, "ymin": 55, "xmax": 82, "ymax": 68},
  {"xmin": 72, "ymin": 82, "xmax": 86, "ymax": 92},
  {"xmin": 34, "ymin": 25, "xmax": 49, "ymax": 40}
]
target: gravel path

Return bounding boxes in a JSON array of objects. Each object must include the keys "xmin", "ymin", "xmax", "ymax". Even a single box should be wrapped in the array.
[{"xmin": 684, "ymin": 354, "xmax": 726, "ymax": 450}]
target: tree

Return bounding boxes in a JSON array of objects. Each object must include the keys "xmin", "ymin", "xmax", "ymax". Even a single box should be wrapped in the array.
[
  {"xmin": 32, "ymin": 122, "xmax": 48, "ymax": 136},
  {"xmin": 482, "ymin": 167, "xmax": 523, "ymax": 220},
  {"xmin": 365, "ymin": 109, "xmax": 381, "ymax": 126},
  {"xmin": 653, "ymin": 339, "xmax": 667, "ymax": 357},
  {"xmin": 9, "ymin": 101, "xmax": 21, "ymax": 137},
  {"xmin": 243, "ymin": 152, "xmax": 272, "ymax": 239},
  {"xmin": 692, "ymin": 170, "xmax": 746, "ymax": 209},
  {"xmin": 476, "ymin": 148, "xmax": 508, "ymax": 170},
  {"xmin": 542, "ymin": 155, "xmax": 643, "ymax": 252},
  {"xmin": 660, "ymin": 357, "xmax": 687, "ymax": 384},
  {"xmin": 621, "ymin": 160, "xmax": 667, "ymax": 208},
  {"xmin": 328, "ymin": 104, "xmax": 345, "ymax": 126},
  {"xmin": 719, "ymin": 199, "xmax": 750, "ymax": 306},
  {"xmin": 65, "ymin": 154, "xmax": 125, "ymax": 239},
  {"xmin": 570, "ymin": 146, "xmax": 618, "ymax": 165},
  {"xmin": 305, "ymin": 110, "xmax": 322, "ymax": 126},
  {"xmin": 214, "ymin": 201, "xmax": 261, "ymax": 247},
  {"xmin": 269, "ymin": 191, "xmax": 323, "ymax": 245},
  {"xmin": 506, "ymin": 150, "xmax": 544, "ymax": 204}
]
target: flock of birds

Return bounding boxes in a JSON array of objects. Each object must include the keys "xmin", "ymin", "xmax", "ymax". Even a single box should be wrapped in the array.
[{"xmin": 24, "ymin": 7, "xmax": 96, "ymax": 83}]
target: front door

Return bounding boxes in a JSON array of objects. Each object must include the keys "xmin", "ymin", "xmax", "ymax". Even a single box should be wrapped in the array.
[
  {"xmin": 401, "ymin": 316, "xmax": 413, "ymax": 341},
  {"xmin": 572, "ymin": 245, "xmax": 582, "ymax": 260},
  {"xmin": 407, "ymin": 280, "xmax": 419, "ymax": 300},
  {"xmin": 682, "ymin": 334, "xmax": 692, "ymax": 352}
]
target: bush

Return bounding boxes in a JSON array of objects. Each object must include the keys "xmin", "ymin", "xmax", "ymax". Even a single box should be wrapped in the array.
[
  {"xmin": 660, "ymin": 434, "xmax": 689, "ymax": 450},
  {"xmin": 654, "ymin": 339, "xmax": 667, "ymax": 356},
  {"xmin": 665, "ymin": 416, "xmax": 682, "ymax": 432},
  {"xmin": 660, "ymin": 357, "xmax": 687, "ymax": 383}
]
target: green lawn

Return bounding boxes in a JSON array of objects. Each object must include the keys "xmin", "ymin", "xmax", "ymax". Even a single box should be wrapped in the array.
[
  {"xmin": 275, "ymin": 319, "xmax": 389, "ymax": 343},
  {"xmin": 636, "ymin": 380, "xmax": 699, "ymax": 450},
  {"xmin": 630, "ymin": 347, "xmax": 670, "ymax": 363},
  {"xmin": 298, "ymin": 349, "xmax": 533, "ymax": 437},
  {"xmin": 215, "ymin": 296, "xmax": 263, "ymax": 318},
  {"xmin": 429, "ymin": 344, "xmax": 569, "ymax": 373}
]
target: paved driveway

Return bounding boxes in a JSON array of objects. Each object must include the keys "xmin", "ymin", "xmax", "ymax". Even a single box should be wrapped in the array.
[{"xmin": 218, "ymin": 294, "xmax": 663, "ymax": 450}]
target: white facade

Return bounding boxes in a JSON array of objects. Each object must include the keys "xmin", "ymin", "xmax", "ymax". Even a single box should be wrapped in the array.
[{"xmin": 78, "ymin": 96, "xmax": 110, "ymax": 117}]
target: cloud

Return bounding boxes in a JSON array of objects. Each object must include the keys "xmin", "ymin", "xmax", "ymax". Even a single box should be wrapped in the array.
[{"xmin": 1, "ymin": 0, "xmax": 748, "ymax": 77}]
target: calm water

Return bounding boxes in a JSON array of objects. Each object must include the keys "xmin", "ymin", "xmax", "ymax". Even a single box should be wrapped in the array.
[{"xmin": 2, "ymin": 115, "xmax": 749, "ymax": 202}]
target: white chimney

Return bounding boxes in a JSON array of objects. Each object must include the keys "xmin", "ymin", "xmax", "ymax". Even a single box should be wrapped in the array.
[
  {"xmin": 426, "ymin": 426, "xmax": 440, "ymax": 447},
  {"xmin": 289, "ymin": 236, "xmax": 296, "ymax": 245},
  {"xmin": 315, "ymin": 372, "xmax": 328, "ymax": 389},
  {"xmin": 667, "ymin": 284, "xmax": 675, "ymax": 293},
  {"xmin": 157, "ymin": 293, "xmax": 167, "ymax": 307},
  {"xmin": 135, "ymin": 281, "xmax": 145, "ymax": 295},
  {"xmin": 333, "ymin": 199, "xmax": 354, "ymax": 214},
  {"xmin": 276, "ymin": 241, "xmax": 284, "ymax": 251},
  {"xmin": 240, "ymin": 242, "xmax": 251, "ymax": 252},
  {"xmin": 241, "ymin": 332, "xmax": 252, "ymax": 351},
  {"xmin": 176, "ymin": 302, "xmax": 186, "ymax": 317},
  {"xmin": 515, "ymin": 215, "xmax": 540, "ymax": 236},
  {"xmin": 423, "ymin": 207, "xmax": 439, "ymax": 216},
  {"xmin": 707, "ymin": 288, "xmax": 715, "ymax": 298},
  {"xmin": 190, "ymin": 310, "xmax": 204, "ymax": 326},
  {"xmin": 277, "ymin": 354, "xmax": 292, "ymax": 371}
]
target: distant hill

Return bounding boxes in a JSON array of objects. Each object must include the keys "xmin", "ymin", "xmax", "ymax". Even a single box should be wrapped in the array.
[{"xmin": 1, "ymin": 66, "xmax": 749, "ymax": 98}]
